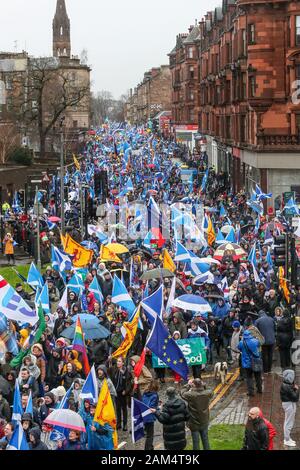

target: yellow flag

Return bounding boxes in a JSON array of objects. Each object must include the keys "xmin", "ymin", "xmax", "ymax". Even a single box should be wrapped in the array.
[
  {"xmin": 163, "ymin": 249, "xmax": 176, "ymax": 273},
  {"xmin": 94, "ymin": 378, "xmax": 118, "ymax": 449},
  {"xmin": 207, "ymin": 216, "xmax": 216, "ymax": 246},
  {"xmin": 100, "ymin": 245, "xmax": 123, "ymax": 264},
  {"xmin": 61, "ymin": 233, "xmax": 67, "ymax": 250},
  {"xmin": 112, "ymin": 307, "xmax": 140, "ymax": 359},
  {"xmin": 73, "ymin": 154, "xmax": 80, "ymax": 170},
  {"xmin": 278, "ymin": 267, "xmax": 290, "ymax": 303},
  {"xmin": 64, "ymin": 234, "xmax": 93, "ymax": 268}
]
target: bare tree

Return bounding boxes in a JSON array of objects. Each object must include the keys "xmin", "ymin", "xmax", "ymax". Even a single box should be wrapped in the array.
[
  {"xmin": 0, "ymin": 121, "xmax": 19, "ymax": 164},
  {"xmin": 91, "ymin": 90, "xmax": 114, "ymax": 126},
  {"xmin": 14, "ymin": 57, "xmax": 90, "ymax": 158}
]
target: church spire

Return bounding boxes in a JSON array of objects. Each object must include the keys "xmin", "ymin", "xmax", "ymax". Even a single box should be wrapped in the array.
[{"xmin": 53, "ymin": 0, "xmax": 71, "ymax": 58}]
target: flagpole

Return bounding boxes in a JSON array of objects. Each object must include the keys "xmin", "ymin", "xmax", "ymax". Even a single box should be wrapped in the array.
[{"xmin": 60, "ymin": 118, "xmax": 65, "ymax": 235}]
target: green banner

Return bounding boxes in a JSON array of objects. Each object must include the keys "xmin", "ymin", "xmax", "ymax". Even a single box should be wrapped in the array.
[{"xmin": 152, "ymin": 337, "xmax": 207, "ymax": 369}]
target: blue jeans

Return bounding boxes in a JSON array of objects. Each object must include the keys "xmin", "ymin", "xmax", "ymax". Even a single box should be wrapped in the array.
[
  {"xmin": 191, "ymin": 427, "xmax": 210, "ymax": 450},
  {"xmin": 222, "ymin": 336, "xmax": 232, "ymax": 361}
]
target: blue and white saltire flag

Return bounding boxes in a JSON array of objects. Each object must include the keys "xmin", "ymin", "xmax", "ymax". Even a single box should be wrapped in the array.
[
  {"xmin": 58, "ymin": 287, "xmax": 68, "ymax": 313},
  {"xmin": 252, "ymin": 263, "xmax": 261, "ymax": 284},
  {"xmin": 67, "ymin": 273, "xmax": 85, "ymax": 295},
  {"xmin": 87, "ymin": 224, "xmax": 108, "ymax": 244},
  {"xmin": 200, "ymin": 169, "xmax": 209, "ymax": 193},
  {"xmin": 225, "ymin": 227, "xmax": 236, "ymax": 243},
  {"xmin": 47, "ymin": 220, "xmax": 56, "ymax": 231},
  {"xmin": 143, "ymin": 231, "xmax": 152, "ymax": 250},
  {"xmin": 49, "ymin": 384, "xmax": 74, "ymax": 442},
  {"xmin": 219, "ymin": 204, "xmax": 227, "ymax": 217},
  {"xmin": 89, "ymin": 276, "xmax": 104, "ymax": 307},
  {"xmin": 12, "ymin": 192, "xmax": 22, "ymax": 214},
  {"xmin": 193, "ymin": 271, "xmax": 216, "ymax": 285},
  {"xmin": 266, "ymin": 247, "xmax": 273, "ymax": 268},
  {"xmin": 131, "ymin": 398, "xmax": 154, "ymax": 443},
  {"xmin": 7, "ymin": 422, "xmax": 29, "ymax": 451},
  {"xmin": 215, "ymin": 230, "xmax": 225, "ymax": 245},
  {"xmin": 130, "ymin": 258, "xmax": 140, "ymax": 289},
  {"xmin": 248, "ymin": 243, "xmax": 257, "ymax": 267},
  {"xmin": 79, "ymin": 365, "xmax": 99, "ymax": 403},
  {"xmin": 188, "ymin": 251, "xmax": 210, "ymax": 275},
  {"xmin": 51, "ymin": 245, "xmax": 59, "ymax": 272},
  {"xmin": 283, "ymin": 197, "xmax": 300, "ymax": 216},
  {"xmin": 174, "ymin": 241, "xmax": 190, "ymax": 263},
  {"xmin": 220, "ymin": 277, "xmax": 230, "ymax": 299},
  {"xmin": 166, "ymin": 277, "xmax": 176, "ymax": 316},
  {"xmin": 254, "ymin": 216, "xmax": 260, "ymax": 234},
  {"xmin": 25, "ymin": 391, "xmax": 33, "ymax": 415},
  {"xmin": 141, "ymin": 285, "xmax": 164, "ymax": 327},
  {"xmin": 112, "ymin": 276, "xmax": 136, "ymax": 317},
  {"xmin": 146, "ymin": 315, "xmax": 189, "ymax": 380},
  {"xmin": 12, "ymin": 382, "xmax": 23, "ymax": 423},
  {"xmin": 264, "ymin": 226, "xmax": 274, "ymax": 245},
  {"xmin": 0, "ymin": 275, "xmax": 39, "ymax": 326},
  {"xmin": 125, "ymin": 177, "xmax": 134, "ymax": 192},
  {"xmin": 37, "ymin": 283, "xmax": 51, "ymax": 316},
  {"xmin": 52, "ymin": 246, "xmax": 72, "ymax": 272},
  {"xmin": 255, "ymin": 184, "xmax": 272, "ymax": 202},
  {"xmin": 27, "ymin": 262, "xmax": 44, "ymax": 289},
  {"xmin": 247, "ymin": 199, "xmax": 264, "ymax": 216}
]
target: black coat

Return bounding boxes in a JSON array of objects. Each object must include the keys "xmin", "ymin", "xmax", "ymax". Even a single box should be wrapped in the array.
[
  {"xmin": 242, "ymin": 418, "xmax": 269, "ymax": 450},
  {"xmin": 280, "ymin": 383, "xmax": 300, "ymax": 403},
  {"xmin": 276, "ymin": 316, "xmax": 293, "ymax": 349},
  {"xmin": 155, "ymin": 397, "xmax": 189, "ymax": 450}
]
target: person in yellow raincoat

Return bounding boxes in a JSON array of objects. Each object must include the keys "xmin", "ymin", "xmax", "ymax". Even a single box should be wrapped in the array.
[{"xmin": 3, "ymin": 232, "xmax": 15, "ymax": 265}]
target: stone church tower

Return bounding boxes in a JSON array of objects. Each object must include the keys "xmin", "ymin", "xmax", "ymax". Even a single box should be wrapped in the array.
[{"xmin": 53, "ymin": 0, "xmax": 71, "ymax": 58}]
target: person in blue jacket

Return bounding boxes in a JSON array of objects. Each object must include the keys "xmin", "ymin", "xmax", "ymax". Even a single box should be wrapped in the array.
[
  {"xmin": 142, "ymin": 379, "xmax": 159, "ymax": 451},
  {"xmin": 212, "ymin": 298, "xmax": 230, "ymax": 320},
  {"xmin": 86, "ymin": 402, "xmax": 114, "ymax": 450},
  {"xmin": 238, "ymin": 330, "xmax": 263, "ymax": 397}
]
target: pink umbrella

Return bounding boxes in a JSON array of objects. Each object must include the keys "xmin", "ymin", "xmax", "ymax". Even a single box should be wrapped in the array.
[
  {"xmin": 44, "ymin": 409, "xmax": 86, "ymax": 433},
  {"xmin": 48, "ymin": 216, "xmax": 61, "ymax": 223}
]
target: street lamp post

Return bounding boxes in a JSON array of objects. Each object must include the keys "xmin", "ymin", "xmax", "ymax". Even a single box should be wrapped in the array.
[
  {"xmin": 33, "ymin": 183, "xmax": 43, "ymax": 271},
  {"xmin": 60, "ymin": 117, "xmax": 65, "ymax": 235}
]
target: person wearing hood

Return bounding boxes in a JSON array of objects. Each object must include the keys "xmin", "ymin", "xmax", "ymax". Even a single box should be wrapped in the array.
[
  {"xmin": 86, "ymin": 402, "xmax": 114, "ymax": 451},
  {"xmin": 258, "ymin": 409, "xmax": 276, "ymax": 450},
  {"xmin": 238, "ymin": 330, "xmax": 263, "ymax": 397},
  {"xmin": 31, "ymin": 343, "xmax": 46, "ymax": 395},
  {"xmin": 29, "ymin": 427, "xmax": 48, "ymax": 450},
  {"xmin": 130, "ymin": 355, "xmax": 153, "ymax": 398},
  {"xmin": 187, "ymin": 321, "xmax": 209, "ymax": 379},
  {"xmin": 39, "ymin": 392, "xmax": 56, "ymax": 422},
  {"xmin": 168, "ymin": 312, "xmax": 187, "ymax": 339},
  {"xmin": 21, "ymin": 412, "xmax": 38, "ymax": 443},
  {"xmin": 18, "ymin": 354, "xmax": 41, "ymax": 381},
  {"xmin": 60, "ymin": 363, "xmax": 81, "ymax": 390},
  {"xmin": 276, "ymin": 309, "xmax": 294, "ymax": 369},
  {"xmin": 62, "ymin": 350, "xmax": 83, "ymax": 375},
  {"xmin": 280, "ymin": 369, "xmax": 299, "ymax": 447},
  {"xmin": 255, "ymin": 310, "xmax": 276, "ymax": 373},
  {"xmin": 212, "ymin": 298, "xmax": 230, "ymax": 321},
  {"xmin": 242, "ymin": 407, "xmax": 269, "ymax": 450},
  {"xmin": 89, "ymin": 338, "xmax": 109, "ymax": 368},
  {"xmin": 57, "ymin": 430, "xmax": 85, "ymax": 451},
  {"xmin": 96, "ymin": 365, "xmax": 117, "ymax": 400},
  {"xmin": 45, "ymin": 348, "xmax": 64, "ymax": 389},
  {"xmin": 154, "ymin": 387, "xmax": 189, "ymax": 451}
]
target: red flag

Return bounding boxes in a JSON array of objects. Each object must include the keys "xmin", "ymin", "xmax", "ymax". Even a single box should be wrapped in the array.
[{"xmin": 134, "ymin": 348, "xmax": 146, "ymax": 389}]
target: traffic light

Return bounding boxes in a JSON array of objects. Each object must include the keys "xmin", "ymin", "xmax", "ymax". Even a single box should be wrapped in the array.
[
  {"xmin": 152, "ymin": 119, "xmax": 159, "ymax": 133},
  {"xmin": 274, "ymin": 235, "xmax": 287, "ymax": 267}
]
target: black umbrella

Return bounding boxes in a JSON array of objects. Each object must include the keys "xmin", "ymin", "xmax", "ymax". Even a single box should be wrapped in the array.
[{"xmin": 240, "ymin": 224, "xmax": 255, "ymax": 236}]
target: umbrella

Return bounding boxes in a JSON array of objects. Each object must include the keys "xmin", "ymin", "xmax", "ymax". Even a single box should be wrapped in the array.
[
  {"xmin": 129, "ymin": 247, "xmax": 153, "ymax": 259},
  {"xmin": 172, "ymin": 295, "xmax": 212, "ymax": 313},
  {"xmin": 48, "ymin": 216, "xmax": 61, "ymax": 223},
  {"xmin": 140, "ymin": 268, "xmax": 175, "ymax": 280},
  {"xmin": 44, "ymin": 409, "xmax": 86, "ymax": 433},
  {"xmin": 261, "ymin": 221, "xmax": 284, "ymax": 232},
  {"xmin": 60, "ymin": 314, "xmax": 110, "ymax": 340},
  {"xmin": 147, "ymin": 164, "xmax": 156, "ymax": 169},
  {"xmin": 111, "ymin": 189, "xmax": 119, "ymax": 195},
  {"xmin": 220, "ymin": 225, "xmax": 233, "ymax": 234},
  {"xmin": 106, "ymin": 243, "xmax": 129, "ymax": 254},
  {"xmin": 147, "ymin": 190, "xmax": 158, "ymax": 195},
  {"xmin": 214, "ymin": 243, "xmax": 246, "ymax": 261},
  {"xmin": 240, "ymin": 224, "xmax": 255, "ymax": 235}
]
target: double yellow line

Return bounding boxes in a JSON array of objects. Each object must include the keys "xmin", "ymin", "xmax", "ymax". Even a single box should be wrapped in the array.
[{"xmin": 209, "ymin": 369, "xmax": 240, "ymax": 410}]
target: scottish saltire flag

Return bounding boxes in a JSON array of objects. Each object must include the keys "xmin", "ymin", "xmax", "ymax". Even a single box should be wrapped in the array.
[
  {"xmin": 247, "ymin": 199, "xmax": 264, "ymax": 216},
  {"xmin": 200, "ymin": 169, "xmax": 209, "ymax": 193},
  {"xmin": 52, "ymin": 246, "xmax": 72, "ymax": 272},
  {"xmin": 27, "ymin": 262, "xmax": 44, "ymax": 289},
  {"xmin": 7, "ymin": 422, "xmax": 29, "ymax": 450},
  {"xmin": 166, "ymin": 277, "xmax": 176, "ymax": 316},
  {"xmin": 146, "ymin": 316, "xmax": 189, "ymax": 380},
  {"xmin": 89, "ymin": 276, "xmax": 104, "ymax": 306},
  {"xmin": 131, "ymin": 398, "xmax": 154, "ymax": 443},
  {"xmin": 12, "ymin": 382, "xmax": 23, "ymax": 423},
  {"xmin": 225, "ymin": 227, "xmax": 236, "ymax": 243},
  {"xmin": 12, "ymin": 192, "xmax": 22, "ymax": 214},
  {"xmin": 0, "ymin": 276, "xmax": 38, "ymax": 326},
  {"xmin": 0, "ymin": 312, "xmax": 19, "ymax": 356},
  {"xmin": 220, "ymin": 277, "xmax": 230, "ymax": 299},
  {"xmin": 174, "ymin": 241, "xmax": 190, "ymax": 262},
  {"xmin": 130, "ymin": 258, "xmax": 140, "ymax": 288},
  {"xmin": 248, "ymin": 243, "xmax": 257, "ymax": 267},
  {"xmin": 141, "ymin": 285, "xmax": 163, "ymax": 327},
  {"xmin": 79, "ymin": 365, "xmax": 99, "ymax": 403},
  {"xmin": 58, "ymin": 287, "xmax": 68, "ymax": 313},
  {"xmin": 112, "ymin": 276, "xmax": 136, "ymax": 316},
  {"xmin": 87, "ymin": 224, "xmax": 108, "ymax": 244},
  {"xmin": 25, "ymin": 391, "xmax": 33, "ymax": 415},
  {"xmin": 252, "ymin": 263, "xmax": 261, "ymax": 284},
  {"xmin": 188, "ymin": 251, "xmax": 210, "ymax": 275},
  {"xmin": 219, "ymin": 204, "xmax": 227, "ymax": 217},
  {"xmin": 67, "ymin": 273, "xmax": 84, "ymax": 295},
  {"xmin": 36, "ymin": 283, "xmax": 50, "ymax": 316},
  {"xmin": 51, "ymin": 245, "xmax": 59, "ymax": 271},
  {"xmin": 255, "ymin": 184, "xmax": 272, "ymax": 202},
  {"xmin": 254, "ymin": 216, "xmax": 260, "ymax": 234},
  {"xmin": 266, "ymin": 247, "xmax": 273, "ymax": 268},
  {"xmin": 193, "ymin": 271, "xmax": 216, "ymax": 285},
  {"xmin": 264, "ymin": 226, "xmax": 274, "ymax": 245},
  {"xmin": 143, "ymin": 231, "xmax": 152, "ymax": 250},
  {"xmin": 50, "ymin": 384, "xmax": 74, "ymax": 442},
  {"xmin": 47, "ymin": 220, "xmax": 56, "ymax": 231},
  {"xmin": 216, "ymin": 230, "xmax": 225, "ymax": 245},
  {"xmin": 148, "ymin": 196, "xmax": 160, "ymax": 230},
  {"xmin": 283, "ymin": 197, "xmax": 300, "ymax": 215}
]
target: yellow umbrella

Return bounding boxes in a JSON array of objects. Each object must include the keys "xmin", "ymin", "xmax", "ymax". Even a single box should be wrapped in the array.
[{"xmin": 105, "ymin": 243, "xmax": 129, "ymax": 254}]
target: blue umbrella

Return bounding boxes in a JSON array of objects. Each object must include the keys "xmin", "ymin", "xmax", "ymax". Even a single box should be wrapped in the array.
[
  {"xmin": 172, "ymin": 294, "xmax": 212, "ymax": 313},
  {"xmin": 60, "ymin": 314, "xmax": 110, "ymax": 340}
]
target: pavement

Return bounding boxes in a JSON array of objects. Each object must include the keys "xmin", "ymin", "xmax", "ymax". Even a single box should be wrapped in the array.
[{"xmin": 0, "ymin": 248, "xmax": 32, "ymax": 268}]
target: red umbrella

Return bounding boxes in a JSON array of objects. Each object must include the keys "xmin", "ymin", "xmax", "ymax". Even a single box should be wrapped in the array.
[
  {"xmin": 148, "ymin": 189, "xmax": 158, "ymax": 195},
  {"xmin": 111, "ymin": 189, "xmax": 119, "ymax": 195},
  {"xmin": 48, "ymin": 216, "xmax": 61, "ymax": 223},
  {"xmin": 261, "ymin": 221, "xmax": 284, "ymax": 232},
  {"xmin": 147, "ymin": 164, "xmax": 156, "ymax": 169},
  {"xmin": 87, "ymin": 130, "xmax": 96, "ymax": 136}
]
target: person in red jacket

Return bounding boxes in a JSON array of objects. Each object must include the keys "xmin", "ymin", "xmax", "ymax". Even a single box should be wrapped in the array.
[{"xmin": 258, "ymin": 409, "xmax": 277, "ymax": 450}]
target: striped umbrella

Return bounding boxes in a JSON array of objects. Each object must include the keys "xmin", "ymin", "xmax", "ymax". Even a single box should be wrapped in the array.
[
  {"xmin": 172, "ymin": 294, "xmax": 212, "ymax": 313},
  {"xmin": 44, "ymin": 409, "xmax": 86, "ymax": 433},
  {"xmin": 214, "ymin": 243, "xmax": 246, "ymax": 261}
]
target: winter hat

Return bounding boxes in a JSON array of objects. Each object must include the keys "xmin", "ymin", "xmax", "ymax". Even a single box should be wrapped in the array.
[
  {"xmin": 97, "ymin": 365, "xmax": 107, "ymax": 377},
  {"xmin": 166, "ymin": 387, "xmax": 177, "ymax": 398},
  {"xmin": 21, "ymin": 412, "xmax": 33, "ymax": 423},
  {"xmin": 233, "ymin": 321, "xmax": 241, "ymax": 329}
]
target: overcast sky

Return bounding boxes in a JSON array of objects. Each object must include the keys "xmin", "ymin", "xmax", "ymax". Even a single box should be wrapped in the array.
[{"xmin": 0, "ymin": 0, "xmax": 217, "ymax": 98}]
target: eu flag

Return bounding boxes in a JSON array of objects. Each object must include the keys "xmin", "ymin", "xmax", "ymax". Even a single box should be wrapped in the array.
[{"xmin": 146, "ymin": 316, "xmax": 189, "ymax": 381}]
